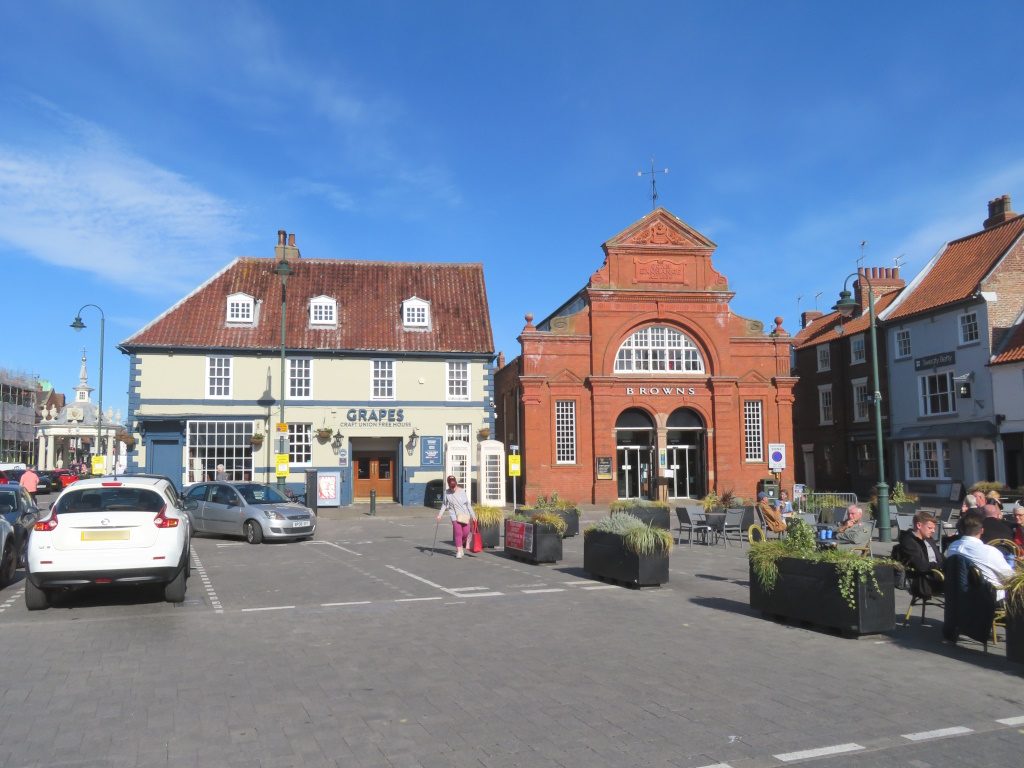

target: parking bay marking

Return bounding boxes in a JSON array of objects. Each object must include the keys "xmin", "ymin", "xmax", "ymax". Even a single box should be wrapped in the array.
[
  {"xmin": 306, "ymin": 540, "xmax": 362, "ymax": 556},
  {"xmin": 901, "ymin": 726, "xmax": 973, "ymax": 741},
  {"xmin": 386, "ymin": 564, "xmax": 504, "ymax": 598},
  {"xmin": 0, "ymin": 587, "xmax": 24, "ymax": 613},
  {"xmin": 773, "ymin": 743, "xmax": 864, "ymax": 762}
]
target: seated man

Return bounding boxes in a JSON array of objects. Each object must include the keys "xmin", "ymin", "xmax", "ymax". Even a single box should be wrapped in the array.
[
  {"xmin": 896, "ymin": 511, "xmax": 944, "ymax": 598},
  {"xmin": 946, "ymin": 512, "xmax": 1015, "ymax": 600},
  {"xmin": 834, "ymin": 504, "xmax": 871, "ymax": 550},
  {"xmin": 980, "ymin": 503, "xmax": 1014, "ymax": 544},
  {"xmin": 757, "ymin": 492, "xmax": 787, "ymax": 533}
]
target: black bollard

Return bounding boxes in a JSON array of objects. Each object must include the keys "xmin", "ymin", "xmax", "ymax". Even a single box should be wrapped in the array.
[{"xmin": 370, "ymin": 488, "xmax": 376, "ymax": 516}]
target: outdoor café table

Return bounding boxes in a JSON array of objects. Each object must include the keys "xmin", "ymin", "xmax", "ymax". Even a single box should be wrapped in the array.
[{"xmin": 705, "ymin": 512, "xmax": 726, "ymax": 535}]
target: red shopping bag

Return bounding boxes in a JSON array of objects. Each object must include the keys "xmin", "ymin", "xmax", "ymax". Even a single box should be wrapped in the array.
[{"xmin": 470, "ymin": 519, "xmax": 483, "ymax": 553}]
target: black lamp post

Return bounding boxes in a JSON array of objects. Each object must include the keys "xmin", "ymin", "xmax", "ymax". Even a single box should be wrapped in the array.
[
  {"xmin": 833, "ymin": 275, "xmax": 891, "ymax": 542},
  {"xmin": 71, "ymin": 305, "xmax": 105, "ymax": 475},
  {"xmin": 275, "ymin": 257, "xmax": 294, "ymax": 492}
]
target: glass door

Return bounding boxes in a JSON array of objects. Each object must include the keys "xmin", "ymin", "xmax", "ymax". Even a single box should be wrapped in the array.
[
  {"xmin": 667, "ymin": 446, "xmax": 692, "ymax": 499},
  {"xmin": 617, "ymin": 445, "xmax": 654, "ymax": 500}
]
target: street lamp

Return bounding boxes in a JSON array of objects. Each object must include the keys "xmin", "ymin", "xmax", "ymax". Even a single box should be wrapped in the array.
[
  {"xmin": 275, "ymin": 257, "xmax": 294, "ymax": 492},
  {"xmin": 833, "ymin": 275, "xmax": 891, "ymax": 542},
  {"xmin": 71, "ymin": 304, "xmax": 105, "ymax": 475}
]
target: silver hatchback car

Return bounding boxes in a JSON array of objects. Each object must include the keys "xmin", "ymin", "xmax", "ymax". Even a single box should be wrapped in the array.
[{"xmin": 183, "ymin": 482, "xmax": 315, "ymax": 544}]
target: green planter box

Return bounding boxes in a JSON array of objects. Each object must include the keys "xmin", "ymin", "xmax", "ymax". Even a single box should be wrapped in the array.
[
  {"xmin": 583, "ymin": 530, "xmax": 668, "ymax": 587},
  {"xmin": 504, "ymin": 520, "xmax": 562, "ymax": 564}
]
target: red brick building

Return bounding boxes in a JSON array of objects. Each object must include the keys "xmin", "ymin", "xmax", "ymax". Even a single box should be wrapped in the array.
[{"xmin": 494, "ymin": 208, "xmax": 796, "ymax": 505}]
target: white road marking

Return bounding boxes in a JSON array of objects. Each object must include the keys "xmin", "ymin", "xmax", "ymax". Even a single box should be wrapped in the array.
[
  {"xmin": 0, "ymin": 587, "xmax": 24, "ymax": 613},
  {"xmin": 321, "ymin": 600, "xmax": 372, "ymax": 607},
  {"xmin": 190, "ymin": 546, "xmax": 222, "ymax": 614},
  {"xmin": 307, "ymin": 540, "xmax": 362, "ymax": 556},
  {"xmin": 901, "ymin": 726, "xmax": 973, "ymax": 741},
  {"xmin": 241, "ymin": 605, "xmax": 295, "ymax": 612},
  {"xmin": 215, "ymin": 542, "xmax": 244, "ymax": 547},
  {"xmin": 449, "ymin": 586, "xmax": 490, "ymax": 592},
  {"xmin": 695, "ymin": 763, "xmax": 733, "ymax": 768},
  {"xmin": 581, "ymin": 585, "xmax": 618, "ymax": 590},
  {"xmin": 459, "ymin": 591, "xmax": 503, "ymax": 598},
  {"xmin": 521, "ymin": 588, "xmax": 564, "ymax": 594},
  {"xmin": 395, "ymin": 597, "xmax": 443, "ymax": 602},
  {"xmin": 996, "ymin": 715, "xmax": 1024, "ymax": 726},
  {"xmin": 774, "ymin": 743, "xmax": 864, "ymax": 761},
  {"xmin": 385, "ymin": 564, "xmax": 503, "ymax": 597}
]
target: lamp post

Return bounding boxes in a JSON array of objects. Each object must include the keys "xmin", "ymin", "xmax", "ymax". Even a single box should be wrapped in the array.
[
  {"xmin": 833, "ymin": 275, "xmax": 890, "ymax": 542},
  {"xmin": 71, "ymin": 304, "xmax": 105, "ymax": 475},
  {"xmin": 275, "ymin": 257, "xmax": 294, "ymax": 493}
]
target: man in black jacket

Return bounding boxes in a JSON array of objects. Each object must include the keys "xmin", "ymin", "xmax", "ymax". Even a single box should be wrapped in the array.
[
  {"xmin": 980, "ymin": 503, "xmax": 1014, "ymax": 544},
  {"xmin": 896, "ymin": 511, "xmax": 944, "ymax": 599}
]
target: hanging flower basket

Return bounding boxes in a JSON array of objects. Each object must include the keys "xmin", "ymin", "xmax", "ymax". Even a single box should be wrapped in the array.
[
  {"xmin": 316, "ymin": 428, "xmax": 333, "ymax": 441},
  {"xmin": 120, "ymin": 435, "xmax": 136, "ymax": 450},
  {"xmin": 250, "ymin": 434, "xmax": 264, "ymax": 448}
]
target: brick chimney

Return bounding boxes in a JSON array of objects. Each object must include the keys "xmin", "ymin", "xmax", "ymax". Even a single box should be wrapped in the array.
[
  {"xmin": 983, "ymin": 195, "xmax": 1015, "ymax": 229},
  {"xmin": 854, "ymin": 267, "xmax": 905, "ymax": 311},
  {"xmin": 497, "ymin": 351, "xmax": 505, "ymax": 369},
  {"xmin": 274, "ymin": 230, "xmax": 302, "ymax": 260},
  {"xmin": 801, "ymin": 310, "xmax": 823, "ymax": 329}
]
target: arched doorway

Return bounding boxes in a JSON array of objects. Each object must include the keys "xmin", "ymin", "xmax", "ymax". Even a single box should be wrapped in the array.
[
  {"xmin": 666, "ymin": 407, "xmax": 707, "ymax": 500},
  {"xmin": 616, "ymin": 408, "xmax": 655, "ymax": 500}
]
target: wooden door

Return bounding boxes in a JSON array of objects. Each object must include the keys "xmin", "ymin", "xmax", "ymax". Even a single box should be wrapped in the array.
[{"xmin": 354, "ymin": 454, "xmax": 395, "ymax": 500}]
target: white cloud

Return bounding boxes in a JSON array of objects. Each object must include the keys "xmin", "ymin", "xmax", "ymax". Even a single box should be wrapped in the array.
[{"xmin": 0, "ymin": 106, "xmax": 239, "ymax": 293}]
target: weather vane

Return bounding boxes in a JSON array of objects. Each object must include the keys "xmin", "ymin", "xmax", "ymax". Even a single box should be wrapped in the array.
[
  {"xmin": 857, "ymin": 241, "xmax": 867, "ymax": 269},
  {"xmin": 638, "ymin": 156, "xmax": 667, "ymax": 211}
]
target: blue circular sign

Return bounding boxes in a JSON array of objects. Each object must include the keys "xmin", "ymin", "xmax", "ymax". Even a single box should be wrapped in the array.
[{"xmin": 771, "ymin": 450, "xmax": 783, "ymax": 462}]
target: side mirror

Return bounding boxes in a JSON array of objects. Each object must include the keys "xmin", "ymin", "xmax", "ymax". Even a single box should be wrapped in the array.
[
  {"xmin": 227, "ymin": 498, "xmax": 239, "ymax": 507},
  {"xmin": 183, "ymin": 499, "xmax": 199, "ymax": 511}
]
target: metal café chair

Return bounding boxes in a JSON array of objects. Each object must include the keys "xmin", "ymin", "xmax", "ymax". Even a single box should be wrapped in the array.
[
  {"xmin": 675, "ymin": 505, "xmax": 712, "ymax": 547},
  {"xmin": 717, "ymin": 508, "xmax": 746, "ymax": 548}
]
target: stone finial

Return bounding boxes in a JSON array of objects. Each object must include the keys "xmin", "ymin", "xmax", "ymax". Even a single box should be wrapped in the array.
[
  {"xmin": 772, "ymin": 317, "xmax": 788, "ymax": 336},
  {"xmin": 524, "ymin": 313, "xmax": 536, "ymax": 331}
]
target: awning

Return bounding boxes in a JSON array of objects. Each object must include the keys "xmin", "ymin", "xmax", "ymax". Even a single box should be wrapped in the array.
[{"xmin": 892, "ymin": 420, "xmax": 997, "ymax": 441}]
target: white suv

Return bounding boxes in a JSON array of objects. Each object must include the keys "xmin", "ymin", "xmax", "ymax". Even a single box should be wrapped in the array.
[{"xmin": 26, "ymin": 475, "xmax": 191, "ymax": 610}]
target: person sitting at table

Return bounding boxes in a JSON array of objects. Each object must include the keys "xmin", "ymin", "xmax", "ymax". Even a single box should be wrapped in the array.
[
  {"xmin": 774, "ymin": 490, "xmax": 794, "ymax": 518},
  {"xmin": 947, "ymin": 512, "xmax": 1015, "ymax": 600},
  {"xmin": 757, "ymin": 492, "xmax": 787, "ymax": 534},
  {"xmin": 1009, "ymin": 503, "xmax": 1024, "ymax": 550},
  {"xmin": 833, "ymin": 504, "xmax": 871, "ymax": 550},
  {"xmin": 980, "ymin": 503, "xmax": 1014, "ymax": 544},
  {"xmin": 961, "ymin": 494, "xmax": 978, "ymax": 514},
  {"xmin": 895, "ymin": 511, "xmax": 944, "ymax": 599}
]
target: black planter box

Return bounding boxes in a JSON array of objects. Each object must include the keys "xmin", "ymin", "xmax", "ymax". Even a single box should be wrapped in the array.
[
  {"xmin": 749, "ymin": 558, "xmax": 895, "ymax": 636},
  {"xmin": 504, "ymin": 520, "xmax": 562, "ymax": 564},
  {"xmin": 478, "ymin": 523, "xmax": 501, "ymax": 549},
  {"xmin": 548, "ymin": 508, "xmax": 580, "ymax": 537},
  {"xmin": 614, "ymin": 506, "xmax": 670, "ymax": 530},
  {"xmin": 1006, "ymin": 610, "xmax": 1024, "ymax": 665},
  {"xmin": 583, "ymin": 530, "xmax": 669, "ymax": 587}
]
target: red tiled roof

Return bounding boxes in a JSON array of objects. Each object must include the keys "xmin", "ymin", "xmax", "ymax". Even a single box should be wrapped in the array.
[
  {"xmin": 121, "ymin": 258, "xmax": 494, "ymax": 354},
  {"xmin": 886, "ymin": 215, "xmax": 1024, "ymax": 321},
  {"xmin": 793, "ymin": 292, "xmax": 900, "ymax": 349},
  {"xmin": 991, "ymin": 321, "xmax": 1024, "ymax": 365}
]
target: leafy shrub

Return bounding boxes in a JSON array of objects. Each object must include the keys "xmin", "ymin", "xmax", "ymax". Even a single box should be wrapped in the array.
[
  {"xmin": 508, "ymin": 510, "xmax": 568, "ymax": 537},
  {"xmin": 532, "ymin": 493, "xmax": 581, "ymax": 513},
  {"xmin": 585, "ymin": 512, "xmax": 673, "ymax": 555},
  {"xmin": 967, "ymin": 480, "xmax": 1009, "ymax": 495},
  {"xmin": 609, "ymin": 499, "xmax": 669, "ymax": 512},
  {"xmin": 473, "ymin": 504, "xmax": 504, "ymax": 530}
]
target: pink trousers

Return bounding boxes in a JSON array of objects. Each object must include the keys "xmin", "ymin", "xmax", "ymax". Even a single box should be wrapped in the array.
[{"xmin": 452, "ymin": 520, "xmax": 472, "ymax": 548}]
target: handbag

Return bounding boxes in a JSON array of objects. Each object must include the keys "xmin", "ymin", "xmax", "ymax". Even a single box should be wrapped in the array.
[
  {"xmin": 456, "ymin": 511, "xmax": 471, "ymax": 525},
  {"xmin": 470, "ymin": 519, "xmax": 483, "ymax": 553}
]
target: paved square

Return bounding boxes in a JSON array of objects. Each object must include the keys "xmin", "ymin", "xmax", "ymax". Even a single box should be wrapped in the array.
[{"xmin": 1, "ymin": 509, "xmax": 1022, "ymax": 767}]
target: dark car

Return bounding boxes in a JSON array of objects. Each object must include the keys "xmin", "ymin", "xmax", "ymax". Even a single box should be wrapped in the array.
[
  {"xmin": 35, "ymin": 472, "xmax": 56, "ymax": 494},
  {"xmin": 0, "ymin": 484, "xmax": 40, "ymax": 566}
]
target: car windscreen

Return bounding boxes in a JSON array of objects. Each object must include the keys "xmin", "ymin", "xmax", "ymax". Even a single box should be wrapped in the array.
[
  {"xmin": 55, "ymin": 488, "xmax": 167, "ymax": 514},
  {"xmin": 235, "ymin": 484, "xmax": 289, "ymax": 505}
]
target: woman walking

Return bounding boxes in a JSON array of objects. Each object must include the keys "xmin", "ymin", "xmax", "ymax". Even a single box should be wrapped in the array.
[{"xmin": 437, "ymin": 475, "xmax": 476, "ymax": 558}]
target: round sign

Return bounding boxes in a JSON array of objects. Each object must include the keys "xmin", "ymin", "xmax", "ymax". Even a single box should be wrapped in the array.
[{"xmin": 771, "ymin": 450, "xmax": 783, "ymax": 463}]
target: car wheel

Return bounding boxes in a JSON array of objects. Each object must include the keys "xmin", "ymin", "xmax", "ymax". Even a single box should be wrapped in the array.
[
  {"xmin": 24, "ymin": 578, "xmax": 49, "ymax": 611},
  {"xmin": 0, "ymin": 541, "xmax": 15, "ymax": 587},
  {"xmin": 164, "ymin": 565, "xmax": 187, "ymax": 603},
  {"xmin": 245, "ymin": 520, "xmax": 263, "ymax": 545}
]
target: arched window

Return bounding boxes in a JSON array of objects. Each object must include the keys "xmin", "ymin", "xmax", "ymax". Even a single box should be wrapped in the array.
[{"xmin": 614, "ymin": 326, "xmax": 705, "ymax": 374}]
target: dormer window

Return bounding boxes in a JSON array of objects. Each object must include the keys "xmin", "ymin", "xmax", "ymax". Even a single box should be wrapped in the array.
[
  {"xmin": 310, "ymin": 295, "xmax": 337, "ymax": 327},
  {"xmin": 226, "ymin": 293, "xmax": 255, "ymax": 324},
  {"xmin": 402, "ymin": 297, "xmax": 430, "ymax": 329}
]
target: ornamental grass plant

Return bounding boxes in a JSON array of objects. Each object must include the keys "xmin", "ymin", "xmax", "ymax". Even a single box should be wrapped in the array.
[
  {"xmin": 608, "ymin": 498, "xmax": 669, "ymax": 513},
  {"xmin": 748, "ymin": 517, "xmax": 895, "ymax": 609},
  {"xmin": 585, "ymin": 512, "xmax": 674, "ymax": 556},
  {"xmin": 472, "ymin": 504, "xmax": 505, "ymax": 530},
  {"xmin": 508, "ymin": 510, "xmax": 568, "ymax": 537}
]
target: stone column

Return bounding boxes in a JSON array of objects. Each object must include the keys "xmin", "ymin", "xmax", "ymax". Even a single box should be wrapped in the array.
[
  {"xmin": 46, "ymin": 434, "xmax": 55, "ymax": 470},
  {"xmin": 37, "ymin": 434, "xmax": 46, "ymax": 469}
]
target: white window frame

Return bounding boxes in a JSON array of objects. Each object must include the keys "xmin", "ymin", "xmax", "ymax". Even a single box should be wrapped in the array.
[
  {"xmin": 206, "ymin": 356, "xmax": 233, "ymax": 399},
  {"xmin": 904, "ymin": 439, "xmax": 950, "ymax": 480},
  {"xmin": 226, "ymin": 293, "xmax": 255, "ymax": 324},
  {"xmin": 851, "ymin": 377, "xmax": 869, "ymax": 423},
  {"xmin": 309, "ymin": 295, "xmax": 337, "ymax": 327},
  {"xmin": 402, "ymin": 297, "xmax": 430, "ymax": 329},
  {"xmin": 371, "ymin": 360, "xmax": 395, "ymax": 400},
  {"xmin": 288, "ymin": 358, "xmax": 313, "ymax": 400},
  {"xmin": 895, "ymin": 329, "xmax": 912, "ymax": 359},
  {"xmin": 818, "ymin": 384, "xmax": 833, "ymax": 425},
  {"xmin": 554, "ymin": 400, "xmax": 577, "ymax": 464},
  {"xmin": 446, "ymin": 361, "xmax": 470, "ymax": 401},
  {"xmin": 850, "ymin": 334, "xmax": 866, "ymax": 365},
  {"xmin": 919, "ymin": 370, "xmax": 956, "ymax": 416},
  {"xmin": 959, "ymin": 312, "xmax": 980, "ymax": 345},
  {"xmin": 817, "ymin": 345, "xmax": 831, "ymax": 372},
  {"xmin": 446, "ymin": 423, "xmax": 471, "ymax": 461},
  {"xmin": 744, "ymin": 400, "xmax": 763, "ymax": 462},
  {"xmin": 186, "ymin": 420, "xmax": 254, "ymax": 484},
  {"xmin": 289, "ymin": 423, "xmax": 313, "ymax": 468},
  {"xmin": 613, "ymin": 325, "xmax": 705, "ymax": 374}
]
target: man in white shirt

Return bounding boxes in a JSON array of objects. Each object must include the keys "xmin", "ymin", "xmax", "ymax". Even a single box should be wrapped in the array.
[{"xmin": 946, "ymin": 512, "xmax": 1015, "ymax": 600}]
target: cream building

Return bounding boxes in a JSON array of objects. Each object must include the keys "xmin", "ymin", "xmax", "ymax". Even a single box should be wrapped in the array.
[{"xmin": 119, "ymin": 231, "xmax": 495, "ymax": 506}]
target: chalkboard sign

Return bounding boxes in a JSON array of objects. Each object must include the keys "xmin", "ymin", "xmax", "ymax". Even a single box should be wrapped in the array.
[
  {"xmin": 949, "ymin": 481, "xmax": 962, "ymax": 502},
  {"xmin": 596, "ymin": 456, "xmax": 613, "ymax": 480}
]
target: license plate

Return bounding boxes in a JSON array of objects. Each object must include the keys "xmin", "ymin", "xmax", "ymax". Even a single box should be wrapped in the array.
[
  {"xmin": 292, "ymin": 520, "xmax": 309, "ymax": 528},
  {"xmin": 81, "ymin": 530, "xmax": 130, "ymax": 541}
]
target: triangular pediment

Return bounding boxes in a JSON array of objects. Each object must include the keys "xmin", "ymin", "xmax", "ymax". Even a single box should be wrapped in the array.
[
  {"xmin": 604, "ymin": 208, "xmax": 716, "ymax": 250},
  {"xmin": 737, "ymin": 370, "xmax": 771, "ymax": 385},
  {"xmin": 548, "ymin": 369, "xmax": 585, "ymax": 385}
]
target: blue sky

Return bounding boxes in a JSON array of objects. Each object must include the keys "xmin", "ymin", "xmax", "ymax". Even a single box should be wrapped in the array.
[{"xmin": 3, "ymin": 2, "xmax": 1024, "ymax": 420}]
